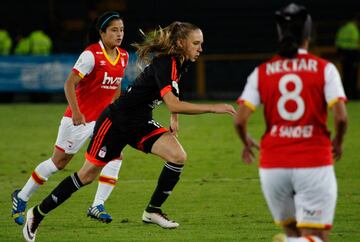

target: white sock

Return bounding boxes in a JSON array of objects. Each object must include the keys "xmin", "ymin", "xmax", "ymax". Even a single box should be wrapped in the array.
[
  {"xmin": 287, "ymin": 236, "xmax": 324, "ymax": 242},
  {"xmin": 18, "ymin": 158, "xmax": 59, "ymax": 201},
  {"xmin": 92, "ymin": 159, "xmax": 122, "ymax": 207}
]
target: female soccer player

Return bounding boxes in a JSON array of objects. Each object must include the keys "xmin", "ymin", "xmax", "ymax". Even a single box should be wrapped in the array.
[
  {"xmin": 12, "ymin": 11, "xmax": 128, "ymax": 226},
  {"xmin": 234, "ymin": 3, "xmax": 348, "ymax": 242},
  {"xmin": 22, "ymin": 21, "xmax": 235, "ymax": 241}
]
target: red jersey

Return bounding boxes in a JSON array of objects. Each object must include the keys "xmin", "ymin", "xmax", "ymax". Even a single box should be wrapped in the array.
[
  {"xmin": 64, "ymin": 41, "xmax": 128, "ymax": 122},
  {"xmin": 239, "ymin": 49, "xmax": 346, "ymax": 168}
]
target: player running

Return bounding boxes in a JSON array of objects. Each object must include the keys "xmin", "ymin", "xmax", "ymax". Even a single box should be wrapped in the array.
[
  {"xmin": 22, "ymin": 21, "xmax": 235, "ymax": 242},
  {"xmin": 12, "ymin": 11, "xmax": 128, "ymax": 225}
]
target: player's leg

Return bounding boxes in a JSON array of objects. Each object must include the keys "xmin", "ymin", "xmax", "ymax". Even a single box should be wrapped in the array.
[
  {"xmin": 23, "ymin": 114, "xmax": 122, "ymax": 240},
  {"xmin": 87, "ymin": 153, "xmax": 123, "ymax": 223},
  {"xmin": 294, "ymin": 166, "xmax": 337, "ymax": 242},
  {"xmin": 12, "ymin": 150, "xmax": 62, "ymax": 225},
  {"xmin": 13, "ymin": 117, "xmax": 93, "ymax": 225},
  {"xmin": 141, "ymin": 131, "xmax": 187, "ymax": 229},
  {"xmin": 85, "ymin": 114, "xmax": 125, "ymax": 223},
  {"xmin": 259, "ymin": 168, "xmax": 301, "ymax": 240},
  {"xmin": 23, "ymin": 160, "xmax": 102, "ymax": 242},
  {"xmin": 272, "ymin": 234, "xmax": 324, "ymax": 242}
]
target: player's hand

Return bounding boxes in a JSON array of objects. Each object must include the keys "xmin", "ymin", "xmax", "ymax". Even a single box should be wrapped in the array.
[
  {"xmin": 170, "ymin": 113, "xmax": 179, "ymax": 137},
  {"xmin": 72, "ymin": 111, "xmax": 86, "ymax": 126},
  {"xmin": 170, "ymin": 121, "xmax": 179, "ymax": 137},
  {"xmin": 332, "ymin": 137, "xmax": 343, "ymax": 161},
  {"xmin": 242, "ymin": 136, "xmax": 259, "ymax": 164},
  {"xmin": 212, "ymin": 104, "xmax": 236, "ymax": 116}
]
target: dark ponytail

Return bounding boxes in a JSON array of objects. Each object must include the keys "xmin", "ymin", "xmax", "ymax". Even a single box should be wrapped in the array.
[
  {"xmin": 86, "ymin": 11, "xmax": 122, "ymax": 45},
  {"xmin": 278, "ymin": 35, "xmax": 298, "ymax": 58},
  {"xmin": 275, "ymin": 3, "xmax": 312, "ymax": 59}
]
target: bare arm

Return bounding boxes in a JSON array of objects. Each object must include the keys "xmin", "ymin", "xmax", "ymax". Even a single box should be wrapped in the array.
[
  {"xmin": 331, "ymin": 101, "xmax": 348, "ymax": 161},
  {"xmin": 162, "ymin": 91, "xmax": 236, "ymax": 115},
  {"xmin": 170, "ymin": 113, "xmax": 179, "ymax": 136},
  {"xmin": 234, "ymin": 103, "xmax": 259, "ymax": 164},
  {"xmin": 64, "ymin": 72, "xmax": 85, "ymax": 125}
]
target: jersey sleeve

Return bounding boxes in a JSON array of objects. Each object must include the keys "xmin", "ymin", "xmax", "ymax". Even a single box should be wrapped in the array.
[
  {"xmin": 72, "ymin": 50, "xmax": 95, "ymax": 78},
  {"xmin": 153, "ymin": 56, "xmax": 179, "ymax": 98},
  {"xmin": 237, "ymin": 68, "xmax": 260, "ymax": 110},
  {"xmin": 324, "ymin": 63, "xmax": 347, "ymax": 107}
]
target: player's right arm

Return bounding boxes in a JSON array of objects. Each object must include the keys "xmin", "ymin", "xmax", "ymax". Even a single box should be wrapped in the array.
[
  {"xmin": 64, "ymin": 72, "xmax": 85, "ymax": 125},
  {"xmin": 162, "ymin": 92, "xmax": 235, "ymax": 115},
  {"xmin": 234, "ymin": 104, "xmax": 259, "ymax": 164},
  {"xmin": 234, "ymin": 68, "xmax": 260, "ymax": 164},
  {"xmin": 155, "ymin": 56, "xmax": 235, "ymax": 116},
  {"xmin": 65, "ymin": 50, "xmax": 95, "ymax": 126}
]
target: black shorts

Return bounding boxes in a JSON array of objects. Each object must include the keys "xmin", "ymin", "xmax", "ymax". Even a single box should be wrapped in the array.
[{"xmin": 85, "ymin": 110, "xmax": 168, "ymax": 166}]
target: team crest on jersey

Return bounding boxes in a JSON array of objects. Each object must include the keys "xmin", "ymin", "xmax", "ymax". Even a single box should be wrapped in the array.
[
  {"xmin": 100, "ymin": 60, "xmax": 106, "ymax": 66},
  {"xmin": 98, "ymin": 146, "xmax": 107, "ymax": 158}
]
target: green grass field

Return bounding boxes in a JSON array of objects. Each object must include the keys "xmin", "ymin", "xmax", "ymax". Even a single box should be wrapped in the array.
[{"xmin": 0, "ymin": 102, "xmax": 359, "ymax": 242}]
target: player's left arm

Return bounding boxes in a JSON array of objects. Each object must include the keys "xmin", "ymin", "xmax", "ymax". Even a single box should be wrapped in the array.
[
  {"xmin": 331, "ymin": 100, "xmax": 348, "ymax": 161},
  {"xmin": 324, "ymin": 62, "xmax": 348, "ymax": 161}
]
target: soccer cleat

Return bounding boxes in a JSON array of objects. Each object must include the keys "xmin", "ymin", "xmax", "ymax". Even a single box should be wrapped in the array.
[
  {"xmin": 23, "ymin": 207, "xmax": 41, "ymax": 242},
  {"xmin": 87, "ymin": 204, "xmax": 113, "ymax": 223},
  {"xmin": 272, "ymin": 233, "xmax": 287, "ymax": 242},
  {"xmin": 12, "ymin": 189, "xmax": 27, "ymax": 225},
  {"xmin": 142, "ymin": 210, "xmax": 179, "ymax": 229}
]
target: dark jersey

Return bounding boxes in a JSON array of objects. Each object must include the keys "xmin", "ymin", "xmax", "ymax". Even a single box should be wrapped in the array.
[{"xmin": 109, "ymin": 55, "xmax": 188, "ymax": 118}]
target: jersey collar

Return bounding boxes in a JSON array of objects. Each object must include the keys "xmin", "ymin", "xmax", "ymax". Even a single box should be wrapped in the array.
[{"xmin": 99, "ymin": 40, "xmax": 120, "ymax": 66}]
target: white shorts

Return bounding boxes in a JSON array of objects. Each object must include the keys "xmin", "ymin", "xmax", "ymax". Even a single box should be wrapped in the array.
[
  {"xmin": 259, "ymin": 165, "xmax": 337, "ymax": 229},
  {"xmin": 54, "ymin": 117, "xmax": 96, "ymax": 154}
]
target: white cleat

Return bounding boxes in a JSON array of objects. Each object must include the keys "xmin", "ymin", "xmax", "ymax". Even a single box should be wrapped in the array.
[
  {"xmin": 142, "ymin": 210, "xmax": 179, "ymax": 229},
  {"xmin": 23, "ymin": 207, "xmax": 39, "ymax": 242}
]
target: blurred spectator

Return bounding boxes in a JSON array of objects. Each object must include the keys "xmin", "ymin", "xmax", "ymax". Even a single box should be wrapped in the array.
[
  {"xmin": 335, "ymin": 14, "xmax": 360, "ymax": 99},
  {"xmin": 28, "ymin": 30, "xmax": 52, "ymax": 55},
  {"xmin": 14, "ymin": 35, "xmax": 31, "ymax": 55},
  {"xmin": 0, "ymin": 28, "xmax": 12, "ymax": 55}
]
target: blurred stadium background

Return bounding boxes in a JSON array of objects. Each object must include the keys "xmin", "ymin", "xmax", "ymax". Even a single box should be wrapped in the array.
[{"xmin": 0, "ymin": 0, "xmax": 359, "ymax": 102}]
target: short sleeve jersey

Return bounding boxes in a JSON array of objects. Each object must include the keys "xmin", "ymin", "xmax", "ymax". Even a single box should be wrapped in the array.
[
  {"xmin": 111, "ymin": 55, "xmax": 186, "ymax": 117},
  {"xmin": 64, "ymin": 41, "xmax": 128, "ymax": 122},
  {"xmin": 238, "ymin": 49, "xmax": 346, "ymax": 168}
]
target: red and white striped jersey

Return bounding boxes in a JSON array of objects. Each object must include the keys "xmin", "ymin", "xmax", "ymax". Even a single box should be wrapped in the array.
[
  {"xmin": 238, "ymin": 49, "xmax": 346, "ymax": 168},
  {"xmin": 64, "ymin": 41, "xmax": 128, "ymax": 122}
]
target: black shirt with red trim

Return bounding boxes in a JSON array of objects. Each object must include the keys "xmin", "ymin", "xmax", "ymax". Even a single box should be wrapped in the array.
[{"xmin": 110, "ymin": 55, "xmax": 188, "ymax": 118}]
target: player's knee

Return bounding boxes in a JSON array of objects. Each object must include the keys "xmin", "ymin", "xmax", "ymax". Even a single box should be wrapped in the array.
[
  {"xmin": 52, "ymin": 157, "xmax": 71, "ymax": 170},
  {"xmin": 77, "ymin": 171, "xmax": 96, "ymax": 185},
  {"xmin": 169, "ymin": 150, "xmax": 187, "ymax": 165}
]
